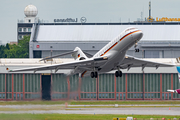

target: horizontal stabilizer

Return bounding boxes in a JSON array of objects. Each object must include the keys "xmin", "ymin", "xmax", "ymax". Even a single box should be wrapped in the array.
[
  {"xmin": 83, "ymin": 51, "xmax": 93, "ymax": 58},
  {"xmin": 40, "ymin": 50, "xmax": 77, "ymax": 61}
]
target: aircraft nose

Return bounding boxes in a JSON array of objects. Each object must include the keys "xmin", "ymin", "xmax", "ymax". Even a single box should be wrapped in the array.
[
  {"xmin": 132, "ymin": 30, "xmax": 143, "ymax": 41},
  {"xmin": 134, "ymin": 30, "xmax": 143, "ymax": 40}
]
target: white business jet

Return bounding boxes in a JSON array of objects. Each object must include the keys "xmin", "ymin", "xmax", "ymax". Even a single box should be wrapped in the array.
[{"xmin": 9, "ymin": 27, "xmax": 173, "ymax": 78}]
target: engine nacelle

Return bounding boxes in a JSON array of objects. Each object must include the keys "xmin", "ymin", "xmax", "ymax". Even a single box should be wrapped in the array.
[{"xmin": 79, "ymin": 57, "xmax": 86, "ymax": 60}]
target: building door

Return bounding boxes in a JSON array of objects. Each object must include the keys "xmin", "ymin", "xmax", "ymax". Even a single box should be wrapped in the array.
[
  {"xmin": 41, "ymin": 75, "xmax": 51, "ymax": 100},
  {"xmin": 116, "ymin": 93, "xmax": 119, "ymax": 100},
  {"xmin": 13, "ymin": 93, "xmax": 23, "ymax": 100},
  {"xmin": 162, "ymin": 92, "xmax": 170, "ymax": 100},
  {"xmin": 33, "ymin": 51, "xmax": 42, "ymax": 58},
  {"xmin": 164, "ymin": 92, "xmax": 169, "ymax": 100}
]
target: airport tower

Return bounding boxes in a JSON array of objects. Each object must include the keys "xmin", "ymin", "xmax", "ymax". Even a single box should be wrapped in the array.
[
  {"xmin": 24, "ymin": 4, "xmax": 38, "ymax": 23},
  {"xmin": 17, "ymin": 5, "xmax": 38, "ymax": 41}
]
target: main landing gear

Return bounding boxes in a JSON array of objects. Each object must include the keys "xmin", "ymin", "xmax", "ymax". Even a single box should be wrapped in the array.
[
  {"xmin": 115, "ymin": 70, "xmax": 122, "ymax": 77},
  {"xmin": 115, "ymin": 66, "xmax": 122, "ymax": 77},
  {"xmin": 91, "ymin": 71, "xmax": 98, "ymax": 78}
]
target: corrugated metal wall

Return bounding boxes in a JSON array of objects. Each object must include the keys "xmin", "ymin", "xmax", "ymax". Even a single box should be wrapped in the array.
[
  {"xmin": 24, "ymin": 74, "xmax": 41, "ymax": 99},
  {"xmin": 0, "ymin": 73, "xmax": 179, "ymax": 101}
]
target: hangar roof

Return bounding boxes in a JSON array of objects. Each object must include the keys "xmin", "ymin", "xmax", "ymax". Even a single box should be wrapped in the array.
[{"xmin": 33, "ymin": 24, "xmax": 180, "ymax": 42}]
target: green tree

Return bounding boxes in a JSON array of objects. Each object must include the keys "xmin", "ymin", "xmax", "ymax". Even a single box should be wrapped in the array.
[
  {"xmin": 0, "ymin": 45, "xmax": 7, "ymax": 58},
  {"xmin": 5, "ymin": 43, "xmax": 9, "ymax": 50},
  {"xmin": 17, "ymin": 35, "xmax": 30, "ymax": 58},
  {"xmin": 4, "ymin": 35, "xmax": 30, "ymax": 58}
]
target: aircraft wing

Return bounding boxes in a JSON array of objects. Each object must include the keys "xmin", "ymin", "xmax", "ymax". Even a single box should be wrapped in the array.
[
  {"xmin": 119, "ymin": 55, "xmax": 174, "ymax": 70},
  {"xmin": 9, "ymin": 56, "xmax": 108, "ymax": 73}
]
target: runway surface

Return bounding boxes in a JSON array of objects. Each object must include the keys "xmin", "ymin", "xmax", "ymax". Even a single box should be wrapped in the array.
[{"xmin": 0, "ymin": 105, "xmax": 180, "ymax": 115}]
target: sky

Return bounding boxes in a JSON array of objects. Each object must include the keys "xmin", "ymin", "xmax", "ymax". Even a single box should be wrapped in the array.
[{"xmin": 0, "ymin": 0, "xmax": 180, "ymax": 44}]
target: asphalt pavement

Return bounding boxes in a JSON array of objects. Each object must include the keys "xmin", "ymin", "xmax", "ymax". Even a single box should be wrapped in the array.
[{"xmin": 0, "ymin": 104, "xmax": 180, "ymax": 115}]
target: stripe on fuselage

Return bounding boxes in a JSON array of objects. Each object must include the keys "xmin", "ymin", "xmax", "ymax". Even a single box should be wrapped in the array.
[{"xmin": 101, "ymin": 30, "xmax": 141, "ymax": 56}]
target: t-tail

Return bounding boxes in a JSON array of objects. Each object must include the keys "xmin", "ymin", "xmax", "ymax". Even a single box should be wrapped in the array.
[
  {"xmin": 65, "ymin": 47, "xmax": 89, "ymax": 76},
  {"xmin": 72, "ymin": 47, "xmax": 88, "ymax": 60}
]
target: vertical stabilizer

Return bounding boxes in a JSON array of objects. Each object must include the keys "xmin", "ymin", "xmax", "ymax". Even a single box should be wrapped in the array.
[
  {"xmin": 72, "ymin": 47, "xmax": 88, "ymax": 60},
  {"xmin": 176, "ymin": 66, "xmax": 180, "ymax": 83}
]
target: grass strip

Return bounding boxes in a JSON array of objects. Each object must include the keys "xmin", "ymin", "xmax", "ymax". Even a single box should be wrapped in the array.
[
  {"xmin": 67, "ymin": 106, "xmax": 180, "ymax": 108},
  {"xmin": 0, "ymin": 100, "xmax": 180, "ymax": 106},
  {"xmin": 70, "ymin": 100, "xmax": 180, "ymax": 105},
  {"xmin": 0, "ymin": 101, "xmax": 65, "ymax": 105},
  {"xmin": 0, "ymin": 114, "xmax": 179, "ymax": 120}
]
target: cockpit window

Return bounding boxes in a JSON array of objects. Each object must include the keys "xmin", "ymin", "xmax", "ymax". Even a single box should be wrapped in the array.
[{"xmin": 125, "ymin": 27, "xmax": 136, "ymax": 32}]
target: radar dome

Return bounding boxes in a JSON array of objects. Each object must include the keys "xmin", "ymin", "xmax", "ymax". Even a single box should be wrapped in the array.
[{"xmin": 24, "ymin": 5, "xmax": 38, "ymax": 17}]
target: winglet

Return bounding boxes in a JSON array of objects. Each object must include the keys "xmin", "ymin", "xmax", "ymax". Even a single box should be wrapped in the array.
[
  {"xmin": 176, "ymin": 66, "xmax": 180, "ymax": 73},
  {"xmin": 176, "ymin": 66, "xmax": 180, "ymax": 83}
]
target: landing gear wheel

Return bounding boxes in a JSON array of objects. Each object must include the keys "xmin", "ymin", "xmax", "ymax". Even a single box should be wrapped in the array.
[
  {"xmin": 115, "ymin": 71, "xmax": 122, "ymax": 77},
  {"xmin": 134, "ymin": 42, "xmax": 139, "ymax": 52},
  {"xmin": 115, "ymin": 71, "xmax": 119, "ymax": 77},
  {"xmin": 94, "ymin": 72, "xmax": 98, "ymax": 78},
  {"xmin": 119, "ymin": 71, "xmax": 122, "ymax": 77},
  {"xmin": 91, "ymin": 72, "xmax": 98, "ymax": 78},
  {"xmin": 135, "ymin": 49, "xmax": 139, "ymax": 52},
  {"xmin": 91, "ymin": 72, "xmax": 94, "ymax": 78}
]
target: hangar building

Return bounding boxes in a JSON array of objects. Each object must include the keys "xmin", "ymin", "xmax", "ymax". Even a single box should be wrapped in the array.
[
  {"xmin": 29, "ymin": 22, "xmax": 180, "ymax": 59},
  {"xmin": 8, "ymin": 4, "xmax": 180, "ymax": 101},
  {"xmin": 3, "ymin": 22, "xmax": 180, "ymax": 101}
]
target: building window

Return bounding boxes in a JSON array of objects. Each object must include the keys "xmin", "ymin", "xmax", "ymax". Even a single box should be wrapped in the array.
[
  {"xmin": 18, "ymin": 28, "xmax": 22, "ymax": 32},
  {"xmin": 144, "ymin": 50, "xmax": 164, "ymax": 58},
  {"xmin": 19, "ymin": 35, "xmax": 23, "ymax": 40},
  {"xmin": 29, "ymin": 19, "xmax": 31, "ymax": 23},
  {"xmin": 23, "ymin": 28, "xmax": 26, "ymax": 32},
  {"xmin": 28, "ymin": 28, "xmax": 31, "ymax": 32}
]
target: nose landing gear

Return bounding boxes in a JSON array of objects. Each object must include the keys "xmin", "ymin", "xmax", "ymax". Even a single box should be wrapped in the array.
[
  {"xmin": 135, "ymin": 49, "xmax": 139, "ymax": 52},
  {"xmin": 134, "ymin": 43, "xmax": 139, "ymax": 52}
]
